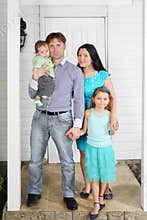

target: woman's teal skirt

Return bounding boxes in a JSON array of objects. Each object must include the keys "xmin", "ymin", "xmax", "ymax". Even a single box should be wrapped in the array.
[
  {"xmin": 76, "ymin": 134, "xmax": 87, "ymax": 151},
  {"xmin": 85, "ymin": 144, "xmax": 116, "ymax": 182}
]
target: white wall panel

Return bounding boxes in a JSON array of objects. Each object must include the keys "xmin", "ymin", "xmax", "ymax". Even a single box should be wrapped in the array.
[
  {"xmin": 108, "ymin": 3, "xmax": 143, "ymax": 159},
  {"xmin": 0, "ymin": 0, "xmax": 7, "ymax": 161},
  {"xmin": 20, "ymin": 5, "xmax": 39, "ymax": 160}
]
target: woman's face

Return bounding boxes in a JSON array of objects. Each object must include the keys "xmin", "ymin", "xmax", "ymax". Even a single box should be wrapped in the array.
[{"xmin": 77, "ymin": 48, "xmax": 93, "ymax": 68}]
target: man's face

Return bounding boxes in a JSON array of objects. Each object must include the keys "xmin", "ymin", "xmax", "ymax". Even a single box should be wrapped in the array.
[{"xmin": 48, "ymin": 38, "xmax": 66, "ymax": 60}]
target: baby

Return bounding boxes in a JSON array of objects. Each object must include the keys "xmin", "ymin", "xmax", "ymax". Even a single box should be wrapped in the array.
[{"xmin": 33, "ymin": 40, "xmax": 55, "ymax": 107}]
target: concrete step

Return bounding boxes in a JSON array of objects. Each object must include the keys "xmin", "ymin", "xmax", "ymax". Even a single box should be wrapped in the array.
[{"xmin": 3, "ymin": 163, "xmax": 147, "ymax": 220}]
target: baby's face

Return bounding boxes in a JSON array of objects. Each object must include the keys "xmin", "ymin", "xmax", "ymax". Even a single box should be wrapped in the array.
[{"xmin": 37, "ymin": 45, "xmax": 49, "ymax": 58}]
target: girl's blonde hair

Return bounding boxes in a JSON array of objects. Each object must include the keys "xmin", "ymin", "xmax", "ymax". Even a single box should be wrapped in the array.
[{"xmin": 91, "ymin": 86, "xmax": 113, "ymax": 111}]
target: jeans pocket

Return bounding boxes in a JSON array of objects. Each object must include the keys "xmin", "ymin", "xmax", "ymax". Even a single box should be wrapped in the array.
[{"xmin": 58, "ymin": 112, "xmax": 73, "ymax": 124}]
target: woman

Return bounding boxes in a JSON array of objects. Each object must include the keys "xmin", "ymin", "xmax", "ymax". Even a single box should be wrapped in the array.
[{"xmin": 76, "ymin": 43, "xmax": 118, "ymax": 199}]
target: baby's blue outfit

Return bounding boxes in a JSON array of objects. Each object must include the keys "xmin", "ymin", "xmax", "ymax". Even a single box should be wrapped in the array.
[
  {"xmin": 76, "ymin": 70, "xmax": 110, "ymax": 151},
  {"xmin": 85, "ymin": 109, "xmax": 116, "ymax": 182}
]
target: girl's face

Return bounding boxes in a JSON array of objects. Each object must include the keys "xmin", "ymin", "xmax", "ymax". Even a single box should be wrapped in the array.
[
  {"xmin": 77, "ymin": 48, "xmax": 93, "ymax": 68},
  {"xmin": 93, "ymin": 91, "xmax": 110, "ymax": 109},
  {"xmin": 37, "ymin": 45, "xmax": 49, "ymax": 58}
]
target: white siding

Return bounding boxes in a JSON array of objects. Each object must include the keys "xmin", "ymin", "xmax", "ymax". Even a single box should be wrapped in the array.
[
  {"xmin": 20, "ymin": 1, "xmax": 143, "ymax": 161},
  {"xmin": 108, "ymin": 2, "xmax": 143, "ymax": 159},
  {"xmin": 0, "ymin": 0, "xmax": 7, "ymax": 161},
  {"xmin": 20, "ymin": 6, "xmax": 39, "ymax": 160}
]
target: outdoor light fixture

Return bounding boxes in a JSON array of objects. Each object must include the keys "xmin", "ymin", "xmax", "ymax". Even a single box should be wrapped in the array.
[{"xmin": 20, "ymin": 17, "xmax": 27, "ymax": 50}]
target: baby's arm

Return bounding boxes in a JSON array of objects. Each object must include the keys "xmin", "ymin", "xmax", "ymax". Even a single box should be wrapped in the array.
[{"xmin": 80, "ymin": 109, "xmax": 91, "ymax": 136}]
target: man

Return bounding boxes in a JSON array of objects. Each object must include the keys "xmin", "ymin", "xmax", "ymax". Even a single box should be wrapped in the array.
[{"xmin": 26, "ymin": 32, "xmax": 84, "ymax": 210}]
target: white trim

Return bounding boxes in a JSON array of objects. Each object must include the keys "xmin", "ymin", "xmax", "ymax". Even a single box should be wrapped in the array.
[
  {"xmin": 21, "ymin": 0, "xmax": 133, "ymax": 6},
  {"xmin": 39, "ymin": 6, "xmax": 108, "ymax": 39},
  {"xmin": 40, "ymin": 6, "xmax": 107, "ymax": 20},
  {"xmin": 7, "ymin": 0, "xmax": 21, "ymax": 211},
  {"xmin": 141, "ymin": 0, "xmax": 147, "ymax": 211}
]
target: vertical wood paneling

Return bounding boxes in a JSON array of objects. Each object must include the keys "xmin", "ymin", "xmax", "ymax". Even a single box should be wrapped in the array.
[
  {"xmin": 20, "ymin": 5, "xmax": 39, "ymax": 160},
  {"xmin": 108, "ymin": 3, "xmax": 143, "ymax": 159},
  {"xmin": 0, "ymin": 0, "xmax": 7, "ymax": 161}
]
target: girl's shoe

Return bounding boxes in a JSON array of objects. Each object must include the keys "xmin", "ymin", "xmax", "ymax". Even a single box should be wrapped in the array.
[
  {"xmin": 80, "ymin": 188, "xmax": 92, "ymax": 199},
  {"xmin": 104, "ymin": 187, "xmax": 113, "ymax": 200},
  {"xmin": 99, "ymin": 195, "xmax": 105, "ymax": 210},
  {"xmin": 89, "ymin": 202, "xmax": 100, "ymax": 220}
]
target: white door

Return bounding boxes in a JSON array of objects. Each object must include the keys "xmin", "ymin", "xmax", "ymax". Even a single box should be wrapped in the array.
[{"xmin": 40, "ymin": 9, "xmax": 107, "ymax": 163}]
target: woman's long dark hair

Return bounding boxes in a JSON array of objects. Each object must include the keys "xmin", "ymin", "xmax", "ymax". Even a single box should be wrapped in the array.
[{"xmin": 77, "ymin": 43, "xmax": 106, "ymax": 72}]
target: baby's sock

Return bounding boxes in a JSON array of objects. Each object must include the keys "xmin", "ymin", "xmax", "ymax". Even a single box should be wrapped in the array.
[
  {"xmin": 42, "ymin": 96, "xmax": 48, "ymax": 99},
  {"xmin": 34, "ymin": 99, "xmax": 43, "ymax": 107}
]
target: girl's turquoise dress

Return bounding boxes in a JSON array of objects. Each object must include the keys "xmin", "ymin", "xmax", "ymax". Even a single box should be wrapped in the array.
[
  {"xmin": 85, "ymin": 109, "xmax": 116, "ymax": 182},
  {"xmin": 76, "ymin": 70, "xmax": 110, "ymax": 151}
]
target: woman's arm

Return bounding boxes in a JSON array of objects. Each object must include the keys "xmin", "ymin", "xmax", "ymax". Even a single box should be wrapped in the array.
[{"xmin": 104, "ymin": 77, "xmax": 119, "ymax": 131}]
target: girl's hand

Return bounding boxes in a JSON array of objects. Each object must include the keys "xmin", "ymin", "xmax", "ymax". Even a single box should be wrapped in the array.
[
  {"xmin": 66, "ymin": 127, "xmax": 81, "ymax": 140},
  {"xmin": 80, "ymin": 130, "xmax": 85, "ymax": 136},
  {"xmin": 66, "ymin": 132, "xmax": 73, "ymax": 140},
  {"xmin": 32, "ymin": 67, "xmax": 50, "ymax": 81}
]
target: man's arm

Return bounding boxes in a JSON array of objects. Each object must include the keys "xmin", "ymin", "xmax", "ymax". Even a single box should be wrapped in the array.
[
  {"xmin": 66, "ymin": 68, "xmax": 84, "ymax": 140},
  {"xmin": 73, "ymin": 68, "xmax": 84, "ymax": 128},
  {"xmin": 28, "ymin": 79, "xmax": 38, "ymax": 99}
]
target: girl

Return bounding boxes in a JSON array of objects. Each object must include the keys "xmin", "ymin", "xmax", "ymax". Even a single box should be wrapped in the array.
[
  {"xmin": 76, "ymin": 43, "xmax": 118, "ymax": 199},
  {"xmin": 80, "ymin": 86, "xmax": 116, "ymax": 220}
]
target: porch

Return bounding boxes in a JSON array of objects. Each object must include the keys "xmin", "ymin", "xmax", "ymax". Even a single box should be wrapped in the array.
[
  {"xmin": 3, "ymin": 163, "xmax": 147, "ymax": 220},
  {"xmin": 1, "ymin": 0, "xmax": 146, "ymax": 213}
]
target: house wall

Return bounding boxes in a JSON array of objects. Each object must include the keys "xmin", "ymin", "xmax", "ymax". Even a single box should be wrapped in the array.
[
  {"xmin": 108, "ymin": 2, "xmax": 143, "ymax": 159},
  {"xmin": 0, "ymin": 0, "xmax": 7, "ymax": 161},
  {"xmin": 20, "ymin": 6, "xmax": 39, "ymax": 160},
  {"xmin": 1, "ymin": 0, "xmax": 142, "ymax": 161}
]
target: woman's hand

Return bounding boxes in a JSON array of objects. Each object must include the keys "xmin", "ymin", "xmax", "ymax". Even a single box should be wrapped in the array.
[
  {"xmin": 110, "ymin": 114, "xmax": 119, "ymax": 132},
  {"xmin": 32, "ymin": 66, "xmax": 50, "ymax": 81}
]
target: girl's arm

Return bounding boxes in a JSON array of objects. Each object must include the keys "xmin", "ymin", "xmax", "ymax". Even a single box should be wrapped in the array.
[
  {"xmin": 80, "ymin": 109, "xmax": 91, "ymax": 136},
  {"xmin": 104, "ymin": 77, "xmax": 119, "ymax": 132}
]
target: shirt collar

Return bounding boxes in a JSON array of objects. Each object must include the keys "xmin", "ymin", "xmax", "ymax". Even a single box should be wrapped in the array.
[{"xmin": 60, "ymin": 58, "xmax": 66, "ymax": 66}]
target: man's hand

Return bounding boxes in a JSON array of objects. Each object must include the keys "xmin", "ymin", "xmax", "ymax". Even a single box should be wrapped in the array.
[
  {"xmin": 66, "ymin": 127, "xmax": 81, "ymax": 140},
  {"xmin": 32, "ymin": 67, "xmax": 50, "ymax": 81}
]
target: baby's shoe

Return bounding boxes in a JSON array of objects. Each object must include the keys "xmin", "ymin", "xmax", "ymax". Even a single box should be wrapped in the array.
[{"xmin": 34, "ymin": 99, "xmax": 43, "ymax": 107}]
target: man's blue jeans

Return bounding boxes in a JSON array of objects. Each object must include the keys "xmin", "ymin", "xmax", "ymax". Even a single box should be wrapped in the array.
[{"xmin": 27, "ymin": 110, "xmax": 75, "ymax": 197}]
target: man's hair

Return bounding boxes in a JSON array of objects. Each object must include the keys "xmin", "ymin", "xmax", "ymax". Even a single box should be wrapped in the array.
[
  {"xmin": 34, "ymin": 40, "xmax": 48, "ymax": 53},
  {"xmin": 46, "ymin": 32, "xmax": 66, "ymax": 44}
]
